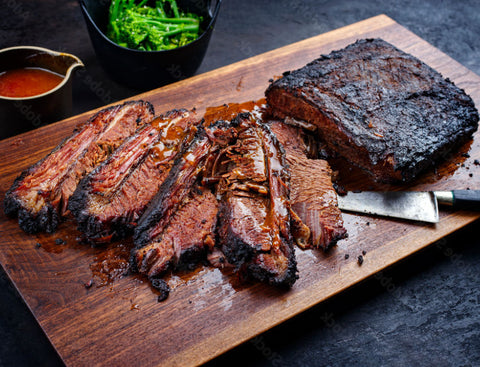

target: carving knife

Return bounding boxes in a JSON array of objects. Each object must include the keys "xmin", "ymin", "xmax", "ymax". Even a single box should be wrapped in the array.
[{"xmin": 336, "ymin": 190, "xmax": 480, "ymax": 223}]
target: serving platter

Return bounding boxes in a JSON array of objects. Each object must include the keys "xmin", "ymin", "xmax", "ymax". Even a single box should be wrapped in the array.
[{"xmin": 0, "ymin": 14, "xmax": 479, "ymax": 366}]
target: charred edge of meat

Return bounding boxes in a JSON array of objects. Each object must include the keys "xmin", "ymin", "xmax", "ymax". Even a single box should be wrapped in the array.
[
  {"xmin": 3, "ymin": 100, "xmax": 154, "ymax": 232},
  {"xmin": 174, "ymin": 245, "xmax": 209, "ymax": 272},
  {"xmin": 16, "ymin": 205, "xmax": 59, "ymax": 234},
  {"xmin": 216, "ymin": 197, "xmax": 256, "ymax": 267},
  {"xmin": 214, "ymin": 114, "xmax": 268, "ymax": 266},
  {"xmin": 259, "ymin": 123, "xmax": 298, "ymax": 286},
  {"xmin": 128, "ymin": 248, "xmax": 140, "ymax": 274},
  {"xmin": 133, "ymin": 126, "xmax": 211, "ymax": 248},
  {"xmin": 325, "ymin": 228, "xmax": 348, "ymax": 251},
  {"xmin": 240, "ymin": 231, "xmax": 299, "ymax": 288},
  {"xmin": 3, "ymin": 185, "xmax": 26, "ymax": 219},
  {"xmin": 245, "ymin": 245, "xmax": 298, "ymax": 288},
  {"xmin": 133, "ymin": 120, "xmax": 237, "ymax": 249},
  {"xmin": 206, "ymin": 118, "xmax": 241, "ymax": 147},
  {"xmin": 68, "ymin": 188, "xmax": 130, "ymax": 243},
  {"xmin": 219, "ymin": 199, "xmax": 298, "ymax": 287},
  {"xmin": 6, "ymin": 100, "xmax": 153, "ymax": 209},
  {"xmin": 3, "ymin": 129, "xmax": 78, "ymax": 220},
  {"xmin": 132, "ymin": 135, "xmax": 204, "ymax": 247},
  {"xmin": 70, "ymin": 110, "xmax": 202, "ymax": 244},
  {"xmin": 70, "ymin": 192, "xmax": 141, "ymax": 243},
  {"xmin": 215, "ymin": 116, "xmax": 298, "ymax": 287},
  {"xmin": 57, "ymin": 100, "xmax": 154, "ymax": 229},
  {"xmin": 150, "ymin": 278, "xmax": 170, "ymax": 302}
]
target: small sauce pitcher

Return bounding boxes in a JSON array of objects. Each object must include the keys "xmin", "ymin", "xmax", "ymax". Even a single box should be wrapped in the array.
[{"xmin": 0, "ymin": 46, "xmax": 83, "ymax": 140}]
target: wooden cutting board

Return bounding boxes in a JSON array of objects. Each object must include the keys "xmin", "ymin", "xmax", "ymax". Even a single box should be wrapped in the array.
[{"xmin": 1, "ymin": 15, "xmax": 479, "ymax": 367}]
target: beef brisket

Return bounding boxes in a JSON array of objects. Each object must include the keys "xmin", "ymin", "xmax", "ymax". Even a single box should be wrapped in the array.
[
  {"xmin": 265, "ymin": 38, "xmax": 479, "ymax": 183},
  {"xmin": 68, "ymin": 109, "xmax": 199, "ymax": 243},
  {"xmin": 287, "ymin": 155, "xmax": 347, "ymax": 250},
  {"xmin": 214, "ymin": 114, "xmax": 298, "ymax": 287},
  {"xmin": 133, "ymin": 113, "xmax": 299, "ymax": 287},
  {"xmin": 133, "ymin": 186, "xmax": 218, "ymax": 278},
  {"xmin": 133, "ymin": 124, "xmax": 217, "ymax": 249},
  {"xmin": 269, "ymin": 121, "xmax": 347, "ymax": 250},
  {"xmin": 131, "ymin": 122, "xmax": 233, "ymax": 278},
  {"xmin": 4, "ymin": 101, "xmax": 154, "ymax": 233},
  {"xmin": 131, "ymin": 118, "xmax": 239, "ymax": 269}
]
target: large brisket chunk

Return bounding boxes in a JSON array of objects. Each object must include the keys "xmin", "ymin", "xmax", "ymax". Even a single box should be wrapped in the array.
[
  {"xmin": 68, "ymin": 109, "xmax": 199, "ymax": 243},
  {"xmin": 4, "ymin": 101, "xmax": 154, "ymax": 233},
  {"xmin": 266, "ymin": 38, "xmax": 479, "ymax": 182}
]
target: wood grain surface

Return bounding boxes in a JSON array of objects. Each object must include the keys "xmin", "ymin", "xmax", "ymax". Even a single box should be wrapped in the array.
[{"xmin": 0, "ymin": 15, "xmax": 479, "ymax": 367}]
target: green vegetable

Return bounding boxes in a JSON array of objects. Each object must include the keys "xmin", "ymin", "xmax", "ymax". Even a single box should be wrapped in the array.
[{"xmin": 107, "ymin": 0, "xmax": 203, "ymax": 51}]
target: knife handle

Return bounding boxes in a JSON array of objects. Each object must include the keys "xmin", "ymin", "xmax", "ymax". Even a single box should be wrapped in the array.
[{"xmin": 451, "ymin": 190, "xmax": 480, "ymax": 210}]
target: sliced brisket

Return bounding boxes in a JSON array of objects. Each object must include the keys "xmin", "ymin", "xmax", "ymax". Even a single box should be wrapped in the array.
[
  {"xmin": 68, "ymin": 109, "xmax": 199, "ymax": 243},
  {"xmin": 214, "ymin": 114, "xmax": 298, "ymax": 287},
  {"xmin": 269, "ymin": 120, "xmax": 347, "ymax": 250},
  {"xmin": 266, "ymin": 38, "xmax": 479, "ymax": 183},
  {"xmin": 133, "ymin": 124, "xmax": 217, "ymax": 249},
  {"xmin": 287, "ymin": 154, "xmax": 347, "ymax": 250},
  {"xmin": 131, "ymin": 122, "xmax": 234, "ymax": 278},
  {"xmin": 133, "ymin": 186, "xmax": 218, "ymax": 278},
  {"xmin": 4, "ymin": 100, "xmax": 154, "ymax": 233},
  {"xmin": 132, "ymin": 113, "xmax": 298, "ymax": 287}
]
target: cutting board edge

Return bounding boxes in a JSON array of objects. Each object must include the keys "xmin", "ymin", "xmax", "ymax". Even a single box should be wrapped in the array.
[{"xmin": 162, "ymin": 213, "xmax": 479, "ymax": 367}]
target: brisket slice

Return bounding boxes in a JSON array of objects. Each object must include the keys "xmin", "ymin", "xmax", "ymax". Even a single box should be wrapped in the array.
[
  {"xmin": 267, "ymin": 117, "xmax": 317, "ymax": 158},
  {"xmin": 214, "ymin": 114, "xmax": 298, "ymax": 287},
  {"xmin": 266, "ymin": 38, "xmax": 479, "ymax": 183},
  {"xmin": 133, "ymin": 186, "xmax": 218, "ymax": 278},
  {"xmin": 288, "ymin": 155, "xmax": 347, "ymax": 250},
  {"xmin": 269, "ymin": 121, "xmax": 347, "ymax": 250},
  {"xmin": 4, "ymin": 100, "xmax": 154, "ymax": 233},
  {"xmin": 133, "ymin": 124, "xmax": 217, "ymax": 249},
  {"xmin": 68, "ymin": 109, "xmax": 199, "ymax": 243}
]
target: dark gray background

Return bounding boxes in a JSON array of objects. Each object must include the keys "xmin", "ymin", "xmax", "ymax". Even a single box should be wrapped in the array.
[{"xmin": 1, "ymin": 1, "xmax": 479, "ymax": 366}]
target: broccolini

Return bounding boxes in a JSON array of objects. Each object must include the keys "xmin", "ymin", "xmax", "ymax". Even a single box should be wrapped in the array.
[{"xmin": 107, "ymin": 0, "xmax": 202, "ymax": 51}]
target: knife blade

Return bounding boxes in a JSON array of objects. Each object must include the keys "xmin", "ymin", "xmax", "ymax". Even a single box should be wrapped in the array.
[{"xmin": 337, "ymin": 190, "xmax": 480, "ymax": 223}]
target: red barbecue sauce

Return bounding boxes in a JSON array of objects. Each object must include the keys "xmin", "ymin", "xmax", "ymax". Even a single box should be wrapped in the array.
[{"xmin": 0, "ymin": 67, "xmax": 63, "ymax": 98}]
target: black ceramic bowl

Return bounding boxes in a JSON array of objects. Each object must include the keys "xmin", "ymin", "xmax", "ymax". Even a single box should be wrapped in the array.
[{"xmin": 79, "ymin": 0, "xmax": 222, "ymax": 90}]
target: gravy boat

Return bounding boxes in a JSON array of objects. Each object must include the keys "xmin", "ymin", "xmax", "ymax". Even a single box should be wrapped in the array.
[{"xmin": 0, "ymin": 46, "xmax": 83, "ymax": 140}]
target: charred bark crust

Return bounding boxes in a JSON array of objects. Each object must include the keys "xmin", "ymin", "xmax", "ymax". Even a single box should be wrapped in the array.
[{"xmin": 266, "ymin": 38, "xmax": 479, "ymax": 183}]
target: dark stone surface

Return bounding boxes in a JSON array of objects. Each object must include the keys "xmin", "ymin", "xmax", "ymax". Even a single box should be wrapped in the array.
[{"xmin": 1, "ymin": 1, "xmax": 479, "ymax": 366}]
